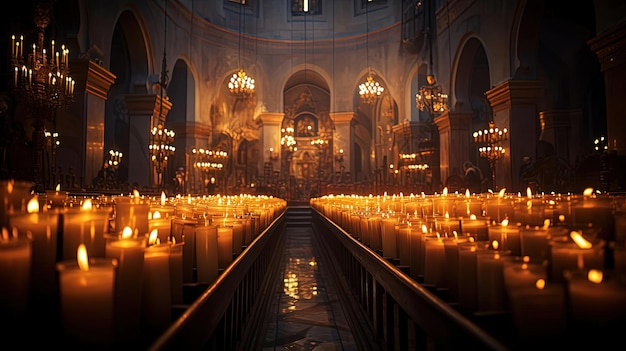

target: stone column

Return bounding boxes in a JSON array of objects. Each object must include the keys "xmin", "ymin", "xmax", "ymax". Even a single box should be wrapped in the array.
[
  {"xmin": 57, "ymin": 59, "xmax": 116, "ymax": 189},
  {"xmin": 167, "ymin": 121, "xmax": 211, "ymax": 194},
  {"xmin": 485, "ymin": 80, "xmax": 543, "ymax": 191},
  {"xmin": 330, "ymin": 112, "xmax": 353, "ymax": 175},
  {"xmin": 433, "ymin": 112, "xmax": 473, "ymax": 186},
  {"xmin": 258, "ymin": 112, "xmax": 284, "ymax": 177},
  {"xmin": 124, "ymin": 94, "xmax": 171, "ymax": 189},
  {"xmin": 538, "ymin": 109, "xmax": 582, "ymax": 165}
]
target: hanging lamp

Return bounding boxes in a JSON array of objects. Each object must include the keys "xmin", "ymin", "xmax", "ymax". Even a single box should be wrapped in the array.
[
  {"xmin": 359, "ymin": 0, "xmax": 384, "ymax": 104},
  {"xmin": 228, "ymin": 0, "xmax": 255, "ymax": 99}
]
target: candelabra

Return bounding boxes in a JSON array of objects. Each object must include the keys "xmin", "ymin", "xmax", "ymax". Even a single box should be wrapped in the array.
[
  {"xmin": 149, "ymin": 124, "xmax": 175, "ymax": 189},
  {"xmin": 44, "ymin": 130, "xmax": 60, "ymax": 188},
  {"xmin": 191, "ymin": 148, "xmax": 227, "ymax": 193},
  {"xmin": 269, "ymin": 147, "xmax": 279, "ymax": 161},
  {"xmin": 280, "ymin": 127, "xmax": 296, "ymax": 152},
  {"xmin": 334, "ymin": 148, "xmax": 344, "ymax": 163},
  {"xmin": 108, "ymin": 149, "xmax": 123, "ymax": 169},
  {"xmin": 10, "ymin": 1, "xmax": 75, "ymax": 191},
  {"xmin": 416, "ymin": 74, "xmax": 449, "ymax": 115},
  {"xmin": 473, "ymin": 121, "xmax": 508, "ymax": 189}
]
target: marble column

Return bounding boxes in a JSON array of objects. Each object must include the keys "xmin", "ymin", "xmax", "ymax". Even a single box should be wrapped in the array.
[
  {"xmin": 330, "ymin": 112, "xmax": 353, "ymax": 175},
  {"xmin": 434, "ymin": 112, "xmax": 473, "ymax": 186},
  {"xmin": 57, "ymin": 59, "xmax": 116, "ymax": 189},
  {"xmin": 484, "ymin": 80, "xmax": 543, "ymax": 191},
  {"xmin": 258, "ymin": 112, "xmax": 284, "ymax": 178},
  {"xmin": 124, "ymin": 94, "xmax": 172, "ymax": 189},
  {"xmin": 167, "ymin": 121, "xmax": 211, "ymax": 194}
]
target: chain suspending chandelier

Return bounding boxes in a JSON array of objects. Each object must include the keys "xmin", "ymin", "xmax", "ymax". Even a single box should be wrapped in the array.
[
  {"xmin": 228, "ymin": 0, "xmax": 255, "ymax": 99},
  {"xmin": 359, "ymin": 0, "xmax": 384, "ymax": 104}
]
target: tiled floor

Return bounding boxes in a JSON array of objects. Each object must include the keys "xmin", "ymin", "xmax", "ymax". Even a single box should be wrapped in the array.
[{"xmin": 261, "ymin": 225, "xmax": 358, "ymax": 351}]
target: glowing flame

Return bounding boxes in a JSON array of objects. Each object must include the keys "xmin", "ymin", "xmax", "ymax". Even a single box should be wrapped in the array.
[
  {"xmin": 6, "ymin": 180, "xmax": 13, "ymax": 194},
  {"xmin": 55, "ymin": 184, "xmax": 61, "ymax": 191},
  {"xmin": 161, "ymin": 191, "xmax": 166, "ymax": 206},
  {"xmin": 27, "ymin": 197, "xmax": 39, "ymax": 213},
  {"xmin": 77, "ymin": 244, "xmax": 89, "ymax": 271},
  {"xmin": 587, "ymin": 269, "xmax": 604, "ymax": 284},
  {"xmin": 498, "ymin": 188, "xmax": 506, "ymax": 198},
  {"xmin": 148, "ymin": 229, "xmax": 159, "ymax": 245},
  {"xmin": 81, "ymin": 199, "xmax": 93, "ymax": 211},
  {"xmin": 491, "ymin": 240, "xmax": 499, "ymax": 250},
  {"xmin": 442, "ymin": 187, "xmax": 448, "ymax": 196},
  {"xmin": 523, "ymin": 256, "xmax": 530, "ymax": 263},
  {"xmin": 445, "ymin": 212, "xmax": 450, "ymax": 219},
  {"xmin": 583, "ymin": 188, "xmax": 594, "ymax": 197},
  {"xmin": 535, "ymin": 279, "xmax": 546, "ymax": 290},
  {"xmin": 153, "ymin": 211, "xmax": 162, "ymax": 219},
  {"xmin": 465, "ymin": 189, "xmax": 470, "ymax": 197},
  {"xmin": 570, "ymin": 231, "xmax": 592, "ymax": 249},
  {"xmin": 501, "ymin": 219, "xmax": 509, "ymax": 227},
  {"xmin": 470, "ymin": 214, "xmax": 477, "ymax": 220},
  {"xmin": 526, "ymin": 187, "xmax": 533, "ymax": 199},
  {"xmin": 421, "ymin": 224, "xmax": 428, "ymax": 234},
  {"xmin": 543, "ymin": 219, "xmax": 551, "ymax": 230},
  {"xmin": 121, "ymin": 226, "xmax": 133, "ymax": 239}
]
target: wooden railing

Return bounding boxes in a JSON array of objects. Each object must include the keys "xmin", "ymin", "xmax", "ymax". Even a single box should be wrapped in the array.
[
  {"xmin": 148, "ymin": 211, "xmax": 286, "ymax": 351},
  {"xmin": 312, "ymin": 208, "xmax": 509, "ymax": 351}
]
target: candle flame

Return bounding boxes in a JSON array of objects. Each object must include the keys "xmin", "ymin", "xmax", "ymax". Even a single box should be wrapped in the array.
[
  {"xmin": 526, "ymin": 187, "xmax": 533, "ymax": 199},
  {"xmin": 468, "ymin": 236, "xmax": 475, "ymax": 242},
  {"xmin": 491, "ymin": 240, "xmax": 499, "ymax": 250},
  {"xmin": 501, "ymin": 219, "xmax": 509, "ymax": 227},
  {"xmin": 77, "ymin": 244, "xmax": 89, "ymax": 271},
  {"xmin": 442, "ymin": 187, "xmax": 448, "ymax": 196},
  {"xmin": 470, "ymin": 214, "xmax": 477, "ymax": 220},
  {"xmin": 153, "ymin": 210, "xmax": 162, "ymax": 219},
  {"xmin": 445, "ymin": 212, "xmax": 449, "ymax": 219},
  {"xmin": 465, "ymin": 189, "xmax": 470, "ymax": 197},
  {"xmin": 494, "ymin": 252, "xmax": 500, "ymax": 260},
  {"xmin": 56, "ymin": 184, "xmax": 61, "ymax": 191},
  {"xmin": 121, "ymin": 226, "xmax": 133, "ymax": 239},
  {"xmin": 543, "ymin": 219, "xmax": 551, "ymax": 230},
  {"xmin": 6, "ymin": 179, "xmax": 14, "ymax": 194},
  {"xmin": 148, "ymin": 229, "xmax": 159, "ymax": 245},
  {"xmin": 570, "ymin": 231, "xmax": 592, "ymax": 249},
  {"xmin": 587, "ymin": 269, "xmax": 604, "ymax": 284},
  {"xmin": 161, "ymin": 191, "xmax": 167, "ymax": 206},
  {"xmin": 583, "ymin": 187, "xmax": 594, "ymax": 197},
  {"xmin": 535, "ymin": 279, "xmax": 546, "ymax": 290},
  {"xmin": 81, "ymin": 198, "xmax": 93, "ymax": 211},
  {"xmin": 558, "ymin": 214, "xmax": 566, "ymax": 223},
  {"xmin": 421, "ymin": 224, "xmax": 428, "ymax": 234},
  {"xmin": 1, "ymin": 227, "xmax": 8, "ymax": 240},
  {"xmin": 498, "ymin": 188, "xmax": 506, "ymax": 198},
  {"xmin": 523, "ymin": 255, "xmax": 530, "ymax": 263},
  {"xmin": 27, "ymin": 197, "xmax": 39, "ymax": 213}
]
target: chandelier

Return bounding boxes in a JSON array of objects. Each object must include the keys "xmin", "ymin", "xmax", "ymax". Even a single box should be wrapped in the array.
[
  {"xmin": 149, "ymin": 124, "xmax": 176, "ymax": 173},
  {"xmin": 280, "ymin": 127, "xmax": 297, "ymax": 151},
  {"xmin": 191, "ymin": 148, "xmax": 228, "ymax": 171},
  {"xmin": 229, "ymin": 1, "xmax": 255, "ymax": 99},
  {"xmin": 473, "ymin": 120, "xmax": 508, "ymax": 189},
  {"xmin": 359, "ymin": 0, "xmax": 384, "ymax": 104},
  {"xmin": 10, "ymin": 2, "xmax": 75, "ymax": 109}
]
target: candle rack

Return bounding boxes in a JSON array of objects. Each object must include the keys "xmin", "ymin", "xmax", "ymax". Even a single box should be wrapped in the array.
[{"xmin": 473, "ymin": 121, "xmax": 508, "ymax": 190}]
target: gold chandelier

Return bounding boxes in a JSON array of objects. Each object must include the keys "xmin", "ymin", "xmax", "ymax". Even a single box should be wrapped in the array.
[
  {"xmin": 229, "ymin": 0, "xmax": 255, "ymax": 99},
  {"xmin": 10, "ymin": 1, "xmax": 74, "ymax": 109},
  {"xmin": 359, "ymin": 0, "xmax": 384, "ymax": 104},
  {"xmin": 416, "ymin": 74, "xmax": 449, "ymax": 114}
]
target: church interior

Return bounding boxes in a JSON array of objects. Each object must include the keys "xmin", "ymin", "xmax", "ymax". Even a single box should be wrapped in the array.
[{"xmin": 1, "ymin": 0, "xmax": 626, "ymax": 350}]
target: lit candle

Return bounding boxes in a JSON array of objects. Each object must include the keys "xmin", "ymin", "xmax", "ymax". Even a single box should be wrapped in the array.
[
  {"xmin": 381, "ymin": 216, "xmax": 399, "ymax": 259},
  {"xmin": 105, "ymin": 227, "xmax": 145, "ymax": 344},
  {"xmin": 142, "ymin": 237, "xmax": 171, "ymax": 339},
  {"xmin": 549, "ymin": 231, "xmax": 605, "ymax": 282},
  {"xmin": 45, "ymin": 183, "xmax": 68, "ymax": 209},
  {"xmin": 62, "ymin": 199, "xmax": 112, "ymax": 259},
  {"xmin": 457, "ymin": 240, "xmax": 483, "ymax": 313},
  {"xmin": 217, "ymin": 225, "xmax": 233, "ymax": 270},
  {"xmin": 169, "ymin": 241, "xmax": 184, "ymax": 305},
  {"xmin": 423, "ymin": 234, "xmax": 446, "ymax": 287},
  {"xmin": 476, "ymin": 249, "xmax": 510, "ymax": 312},
  {"xmin": 488, "ymin": 219, "xmax": 521, "ymax": 256},
  {"xmin": 443, "ymin": 233, "xmax": 470, "ymax": 301},
  {"xmin": 0, "ymin": 230, "xmax": 31, "ymax": 326},
  {"xmin": 149, "ymin": 210, "xmax": 172, "ymax": 244},
  {"xmin": 114, "ymin": 193, "xmax": 149, "ymax": 237},
  {"xmin": 171, "ymin": 217, "xmax": 196, "ymax": 283},
  {"xmin": 9, "ymin": 197, "xmax": 59, "ymax": 300},
  {"xmin": 519, "ymin": 221, "xmax": 550, "ymax": 263},
  {"xmin": 57, "ymin": 244, "xmax": 117, "ymax": 348},
  {"xmin": 195, "ymin": 223, "xmax": 219, "ymax": 284}
]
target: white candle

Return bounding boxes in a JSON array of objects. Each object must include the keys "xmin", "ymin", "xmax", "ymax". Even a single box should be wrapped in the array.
[
  {"xmin": 0, "ymin": 235, "xmax": 31, "ymax": 325},
  {"xmin": 171, "ymin": 217, "xmax": 196, "ymax": 283},
  {"xmin": 217, "ymin": 225, "xmax": 233, "ymax": 270},
  {"xmin": 169, "ymin": 241, "xmax": 184, "ymax": 305},
  {"xmin": 142, "ymin": 243, "xmax": 171, "ymax": 338},
  {"xmin": 476, "ymin": 250, "xmax": 510, "ymax": 312},
  {"xmin": 381, "ymin": 216, "xmax": 398, "ymax": 259},
  {"xmin": 114, "ymin": 196, "xmax": 149, "ymax": 237},
  {"xmin": 62, "ymin": 200, "xmax": 112, "ymax": 259},
  {"xmin": 423, "ymin": 236, "xmax": 446, "ymax": 287},
  {"xmin": 195, "ymin": 224, "xmax": 219, "ymax": 284},
  {"xmin": 57, "ymin": 245, "xmax": 117, "ymax": 348},
  {"xmin": 105, "ymin": 235, "xmax": 145, "ymax": 343}
]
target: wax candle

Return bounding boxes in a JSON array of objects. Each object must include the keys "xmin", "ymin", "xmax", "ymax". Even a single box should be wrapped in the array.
[
  {"xmin": 549, "ymin": 232, "xmax": 605, "ymax": 283},
  {"xmin": 169, "ymin": 241, "xmax": 184, "ymax": 305},
  {"xmin": 483, "ymin": 190, "xmax": 514, "ymax": 223},
  {"xmin": 57, "ymin": 244, "xmax": 117, "ymax": 348},
  {"xmin": 460, "ymin": 214, "xmax": 489, "ymax": 241},
  {"xmin": 488, "ymin": 219, "xmax": 521, "ymax": 256},
  {"xmin": 195, "ymin": 223, "xmax": 219, "ymax": 284},
  {"xmin": 565, "ymin": 269, "xmax": 626, "ymax": 336},
  {"xmin": 105, "ymin": 230, "xmax": 145, "ymax": 344},
  {"xmin": 45, "ymin": 184, "xmax": 68, "ymax": 209},
  {"xmin": 142, "ymin": 242, "xmax": 171, "ymax": 339},
  {"xmin": 423, "ymin": 235, "xmax": 446, "ymax": 287},
  {"xmin": 369, "ymin": 216, "xmax": 382, "ymax": 252},
  {"xmin": 217, "ymin": 225, "xmax": 234, "ymax": 270},
  {"xmin": 171, "ymin": 217, "xmax": 196, "ymax": 283},
  {"xmin": 476, "ymin": 249, "xmax": 510, "ymax": 312},
  {"xmin": 62, "ymin": 199, "xmax": 112, "ymax": 259},
  {"xmin": 457, "ymin": 241, "xmax": 483, "ymax": 313},
  {"xmin": 570, "ymin": 189, "xmax": 616, "ymax": 241},
  {"xmin": 0, "ymin": 234, "xmax": 31, "ymax": 326},
  {"xmin": 9, "ymin": 197, "xmax": 59, "ymax": 299},
  {"xmin": 381, "ymin": 216, "xmax": 399, "ymax": 259},
  {"xmin": 0, "ymin": 179, "xmax": 33, "ymax": 227},
  {"xmin": 519, "ymin": 223, "xmax": 550, "ymax": 263},
  {"xmin": 149, "ymin": 210, "xmax": 172, "ymax": 243},
  {"xmin": 114, "ymin": 194, "xmax": 149, "ymax": 237},
  {"xmin": 397, "ymin": 223, "xmax": 411, "ymax": 267},
  {"xmin": 443, "ymin": 234, "xmax": 470, "ymax": 301},
  {"xmin": 502, "ymin": 256, "xmax": 547, "ymax": 292}
]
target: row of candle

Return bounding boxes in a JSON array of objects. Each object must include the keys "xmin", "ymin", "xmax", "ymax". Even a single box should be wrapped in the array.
[
  {"xmin": 0, "ymin": 181, "xmax": 286, "ymax": 348},
  {"xmin": 310, "ymin": 190, "xmax": 626, "ymax": 345}
]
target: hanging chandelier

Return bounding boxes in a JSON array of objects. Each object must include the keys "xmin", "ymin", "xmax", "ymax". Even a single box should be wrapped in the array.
[
  {"xmin": 359, "ymin": 0, "xmax": 383, "ymax": 104},
  {"xmin": 416, "ymin": 74, "xmax": 449, "ymax": 114},
  {"xmin": 10, "ymin": 1, "xmax": 74, "ymax": 109},
  {"xmin": 229, "ymin": 1, "xmax": 255, "ymax": 99}
]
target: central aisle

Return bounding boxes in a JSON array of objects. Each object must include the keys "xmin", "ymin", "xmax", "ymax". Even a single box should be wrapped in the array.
[{"xmin": 261, "ymin": 214, "xmax": 358, "ymax": 351}]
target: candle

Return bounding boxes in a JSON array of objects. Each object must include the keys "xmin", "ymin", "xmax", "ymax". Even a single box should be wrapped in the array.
[
  {"xmin": 45, "ymin": 184, "xmax": 68, "ymax": 209},
  {"xmin": 149, "ymin": 210, "xmax": 172, "ymax": 244},
  {"xmin": 9, "ymin": 197, "xmax": 59, "ymax": 300},
  {"xmin": 397, "ymin": 223, "xmax": 411, "ymax": 267},
  {"xmin": 460, "ymin": 215, "xmax": 489, "ymax": 241},
  {"xmin": 369, "ymin": 216, "xmax": 383, "ymax": 252},
  {"xmin": 171, "ymin": 217, "xmax": 196, "ymax": 283},
  {"xmin": 519, "ymin": 223, "xmax": 550, "ymax": 263},
  {"xmin": 381, "ymin": 216, "xmax": 398, "ymax": 259},
  {"xmin": 62, "ymin": 199, "xmax": 112, "ymax": 259},
  {"xmin": 0, "ymin": 233, "xmax": 31, "ymax": 327},
  {"xmin": 570, "ymin": 190, "xmax": 616, "ymax": 241},
  {"xmin": 488, "ymin": 219, "xmax": 521, "ymax": 256},
  {"xmin": 217, "ymin": 225, "xmax": 234, "ymax": 270},
  {"xmin": 169, "ymin": 241, "xmax": 184, "ymax": 305},
  {"xmin": 443, "ymin": 234, "xmax": 470, "ymax": 301},
  {"xmin": 57, "ymin": 244, "xmax": 117, "ymax": 348},
  {"xmin": 476, "ymin": 249, "xmax": 510, "ymax": 312},
  {"xmin": 114, "ymin": 195, "xmax": 149, "ymax": 237},
  {"xmin": 407, "ymin": 222, "xmax": 426, "ymax": 280},
  {"xmin": 142, "ymin": 242, "xmax": 171, "ymax": 339},
  {"xmin": 457, "ymin": 241, "xmax": 483, "ymax": 313},
  {"xmin": 423, "ymin": 235, "xmax": 446, "ymax": 287},
  {"xmin": 195, "ymin": 223, "xmax": 219, "ymax": 284},
  {"xmin": 105, "ymin": 230, "xmax": 145, "ymax": 344},
  {"xmin": 549, "ymin": 232, "xmax": 605, "ymax": 282}
]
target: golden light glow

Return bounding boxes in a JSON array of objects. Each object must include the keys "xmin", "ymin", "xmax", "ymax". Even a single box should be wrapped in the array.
[
  {"xmin": 27, "ymin": 197, "xmax": 39, "ymax": 213},
  {"xmin": 535, "ymin": 279, "xmax": 546, "ymax": 290},
  {"xmin": 81, "ymin": 198, "xmax": 92, "ymax": 211},
  {"xmin": 583, "ymin": 187, "xmax": 594, "ymax": 196},
  {"xmin": 491, "ymin": 240, "xmax": 499, "ymax": 250},
  {"xmin": 55, "ymin": 184, "xmax": 61, "ymax": 191},
  {"xmin": 359, "ymin": 75, "xmax": 384, "ymax": 104},
  {"xmin": 121, "ymin": 226, "xmax": 133, "ymax": 239},
  {"xmin": 587, "ymin": 269, "xmax": 604, "ymax": 284},
  {"xmin": 148, "ymin": 229, "xmax": 159, "ymax": 245},
  {"xmin": 77, "ymin": 244, "xmax": 89, "ymax": 271},
  {"xmin": 161, "ymin": 191, "xmax": 166, "ymax": 206},
  {"xmin": 570, "ymin": 231, "xmax": 592, "ymax": 249}
]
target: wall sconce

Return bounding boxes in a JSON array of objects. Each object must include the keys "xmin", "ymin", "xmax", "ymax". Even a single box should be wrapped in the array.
[
  {"xmin": 269, "ymin": 147, "xmax": 278, "ymax": 161},
  {"xmin": 335, "ymin": 148, "xmax": 344, "ymax": 162}
]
